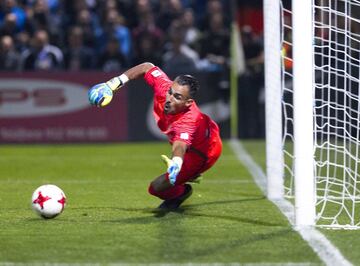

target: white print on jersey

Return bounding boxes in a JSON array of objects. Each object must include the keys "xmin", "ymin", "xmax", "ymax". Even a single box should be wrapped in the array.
[
  {"xmin": 180, "ymin": 133, "xmax": 189, "ymax": 140},
  {"xmin": 151, "ymin": 70, "xmax": 161, "ymax": 77}
]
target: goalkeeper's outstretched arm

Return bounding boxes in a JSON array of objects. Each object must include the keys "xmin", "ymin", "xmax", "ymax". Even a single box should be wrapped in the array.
[
  {"xmin": 123, "ymin": 62, "xmax": 155, "ymax": 81},
  {"xmin": 88, "ymin": 62, "xmax": 155, "ymax": 107},
  {"xmin": 106, "ymin": 62, "xmax": 155, "ymax": 92}
]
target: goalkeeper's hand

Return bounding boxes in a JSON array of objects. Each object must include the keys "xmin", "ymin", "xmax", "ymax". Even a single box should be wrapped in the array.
[
  {"xmin": 88, "ymin": 74, "xmax": 129, "ymax": 107},
  {"xmin": 88, "ymin": 83, "xmax": 113, "ymax": 107},
  {"xmin": 161, "ymin": 155, "xmax": 183, "ymax": 186}
]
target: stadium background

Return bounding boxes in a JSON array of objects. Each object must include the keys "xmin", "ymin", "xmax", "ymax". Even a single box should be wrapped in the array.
[
  {"xmin": 2, "ymin": 1, "xmax": 360, "ymax": 265},
  {"xmin": 0, "ymin": 0, "xmax": 265, "ymax": 143}
]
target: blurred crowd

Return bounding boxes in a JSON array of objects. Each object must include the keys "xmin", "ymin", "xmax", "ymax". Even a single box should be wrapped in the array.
[
  {"xmin": 0, "ymin": 0, "xmax": 236, "ymax": 72},
  {"xmin": 0, "ymin": 0, "xmax": 266, "ymax": 137}
]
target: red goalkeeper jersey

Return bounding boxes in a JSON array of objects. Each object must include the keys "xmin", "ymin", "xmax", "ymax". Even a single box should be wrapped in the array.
[{"xmin": 144, "ymin": 66, "xmax": 221, "ymax": 161}]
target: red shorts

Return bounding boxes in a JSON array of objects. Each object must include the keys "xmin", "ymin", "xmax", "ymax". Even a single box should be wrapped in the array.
[{"xmin": 168, "ymin": 131, "xmax": 222, "ymax": 185}]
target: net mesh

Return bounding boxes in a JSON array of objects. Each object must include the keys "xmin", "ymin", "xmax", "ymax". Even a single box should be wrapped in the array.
[
  {"xmin": 280, "ymin": 3, "xmax": 295, "ymax": 198},
  {"xmin": 281, "ymin": 0, "xmax": 360, "ymax": 228}
]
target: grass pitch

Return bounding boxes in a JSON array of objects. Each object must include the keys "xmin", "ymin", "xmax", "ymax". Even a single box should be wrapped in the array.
[
  {"xmin": 243, "ymin": 140, "xmax": 360, "ymax": 265},
  {"xmin": 0, "ymin": 141, "xmax": 322, "ymax": 264}
]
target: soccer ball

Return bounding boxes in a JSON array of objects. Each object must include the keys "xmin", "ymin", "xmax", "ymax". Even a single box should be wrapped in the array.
[{"xmin": 31, "ymin": 184, "xmax": 66, "ymax": 219}]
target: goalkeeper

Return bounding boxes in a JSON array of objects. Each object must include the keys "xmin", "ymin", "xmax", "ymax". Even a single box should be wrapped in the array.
[{"xmin": 88, "ymin": 62, "xmax": 222, "ymax": 210}]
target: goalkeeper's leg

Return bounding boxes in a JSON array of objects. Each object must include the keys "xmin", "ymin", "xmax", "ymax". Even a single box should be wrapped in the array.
[
  {"xmin": 148, "ymin": 176, "xmax": 187, "ymax": 200},
  {"xmin": 148, "ymin": 177, "xmax": 193, "ymax": 210},
  {"xmin": 147, "ymin": 153, "xmax": 206, "ymax": 209},
  {"xmin": 148, "ymin": 151, "xmax": 205, "ymax": 196}
]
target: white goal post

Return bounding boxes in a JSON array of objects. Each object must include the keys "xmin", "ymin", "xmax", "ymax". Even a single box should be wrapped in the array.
[{"xmin": 265, "ymin": 0, "xmax": 360, "ymax": 228}]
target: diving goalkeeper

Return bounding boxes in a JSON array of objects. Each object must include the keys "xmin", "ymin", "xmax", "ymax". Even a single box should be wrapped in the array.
[{"xmin": 88, "ymin": 62, "xmax": 222, "ymax": 210}]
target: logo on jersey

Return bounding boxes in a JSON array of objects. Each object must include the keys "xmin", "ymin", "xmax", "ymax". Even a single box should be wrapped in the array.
[
  {"xmin": 151, "ymin": 70, "xmax": 161, "ymax": 77},
  {"xmin": 180, "ymin": 133, "xmax": 189, "ymax": 140}
]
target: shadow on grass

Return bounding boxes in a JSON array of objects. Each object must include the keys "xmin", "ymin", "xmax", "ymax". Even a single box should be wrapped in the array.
[
  {"xmin": 165, "ymin": 228, "xmax": 295, "ymax": 261},
  {"xmin": 100, "ymin": 196, "xmax": 284, "ymax": 227}
]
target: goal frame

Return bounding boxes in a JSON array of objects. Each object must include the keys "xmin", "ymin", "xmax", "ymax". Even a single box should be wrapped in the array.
[{"xmin": 264, "ymin": 0, "xmax": 316, "ymax": 227}]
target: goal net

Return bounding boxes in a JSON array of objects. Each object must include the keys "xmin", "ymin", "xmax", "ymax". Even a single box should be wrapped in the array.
[
  {"xmin": 312, "ymin": 0, "xmax": 360, "ymax": 228},
  {"xmin": 265, "ymin": 0, "xmax": 360, "ymax": 228}
]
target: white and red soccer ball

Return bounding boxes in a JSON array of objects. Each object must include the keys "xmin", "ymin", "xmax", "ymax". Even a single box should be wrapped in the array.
[{"xmin": 31, "ymin": 184, "xmax": 66, "ymax": 219}]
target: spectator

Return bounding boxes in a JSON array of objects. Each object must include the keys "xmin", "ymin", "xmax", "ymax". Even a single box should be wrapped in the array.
[
  {"xmin": 0, "ymin": 13, "xmax": 18, "ymax": 36},
  {"xmin": 63, "ymin": 0, "xmax": 96, "ymax": 26},
  {"xmin": 197, "ymin": 0, "xmax": 223, "ymax": 31},
  {"xmin": 101, "ymin": 8, "xmax": 131, "ymax": 61},
  {"xmin": 181, "ymin": 8, "xmax": 200, "ymax": 48},
  {"xmin": 241, "ymin": 25, "xmax": 264, "ymax": 74},
  {"xmin": 63, "ymin": 26, "xmax": 96, "ymax": 70},
  {"xmin": 0, "ymin": 0, "xmax": 235, "ymax": 73},
  {"xmin": 74, "ymin": 8, "xmax": 103, "ymax": 51},
  {"xmin": 0, "ymin": 0, "xmax": 26, "ymax": 32},
  {"xmin": 198, "ymin": 13, "xmax": 230, "ymax": 71},
  {"xmin": 132, "ymin": 32, "xmax": 162, "ymax": 66},
  {"xmin": 14, "ymin": 31, "xmax": 31, "ymax": 52},
  {"xmin": 132, "ymin": 9, "xmax": 164, "ymax": 63},
  {"xmin": 162, "ymin": 20, "xmax": 199, "ymax": 73},
  {"xmin": 0, "ymin": 35, "xmax": 20, "ymax": 70},
  {"xmin": 197, "ymin": 12, "xmax": 230, "ymax": 111},
  {"xmin": 238, "ymin": 26, "xmax": 264, "ymax": 138},
  {"xmin": 26, "ymin": 0, "xmax": 49, "ymax": 31},
  {"xmin": 25, "ymin": 0, "xmax": 63, "ymax": 45},
  {"xmin": 127, "ymin": 0, "xmax": 153, "ymax": 29},
  {"xmin": 156, "ymin": 0, "xmax": 183, "ymax": 32},
  {"xmin": 132, "ymin": 7, "xmax": 163, "ymax": 41},
  {"xmin": 97, "ymin": 36, "xmax": 127, "ymax": 72},
  {"xmin": 20, "ymin": 29, "xmax": 63, "ymax": 70}
]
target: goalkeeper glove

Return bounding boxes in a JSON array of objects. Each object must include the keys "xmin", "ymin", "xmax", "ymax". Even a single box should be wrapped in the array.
[
  {"xmin": 88, "ymin": 83, "xmax": 113, "ymax": 107},
  {"xmin": 161, "ymin": 155, "xmax": 183, "ymax": 185},
  {"xmin": 88, "ymin": 74, "xmax": 129, "ymax": 107}
]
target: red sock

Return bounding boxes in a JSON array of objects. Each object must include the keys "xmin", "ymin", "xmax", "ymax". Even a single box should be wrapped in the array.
[{"xmin": 148, "ymin": 184, "xmax": 185, "ymax": 200}]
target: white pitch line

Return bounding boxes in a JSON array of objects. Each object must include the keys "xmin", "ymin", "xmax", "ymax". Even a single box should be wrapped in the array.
[{"xmin": 229, "ymin": 139, "xmax": 353, "ymax": 266}]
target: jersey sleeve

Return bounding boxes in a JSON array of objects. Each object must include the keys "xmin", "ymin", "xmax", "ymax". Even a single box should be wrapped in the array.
[{"xmin": 144, "ymin": 66, "xmax": 172, "ymax": 97}]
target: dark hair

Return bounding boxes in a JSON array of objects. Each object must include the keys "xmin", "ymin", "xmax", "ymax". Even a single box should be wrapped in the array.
[{"xmin": 174, "ymin": 74, "xmax": 199, "ymax": 99}]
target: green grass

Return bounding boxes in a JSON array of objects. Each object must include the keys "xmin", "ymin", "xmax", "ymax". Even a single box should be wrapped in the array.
[
  {"xmin": 243, "ymin": 140, "xmax": 360, "ymax": 265},
  {"xmin": 0, "ymin": 142, "xmax": 322, "ymax": 264}
]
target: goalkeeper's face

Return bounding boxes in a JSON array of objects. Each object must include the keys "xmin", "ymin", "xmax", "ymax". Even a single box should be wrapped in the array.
[{"xmin": 164, "ymin": 82, "xmax": 193, "ymax": 115}]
